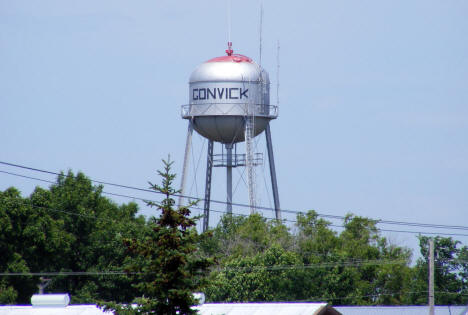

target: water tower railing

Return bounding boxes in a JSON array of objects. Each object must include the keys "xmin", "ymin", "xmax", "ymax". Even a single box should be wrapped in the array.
[
  {"xmin": 181, "ymin": 103, "xmax": 278, "ymax": 119},
  {"xmin": 213, "ymin": 152, "xmax": 263, "ymax": 167}
]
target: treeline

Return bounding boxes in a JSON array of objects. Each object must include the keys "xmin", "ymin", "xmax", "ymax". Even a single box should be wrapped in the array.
[
  {"xmin": 202, "ymin": 213, "xmax": 468, "ymax": 305},
  {"xmin": 0, "ymin": 171, "xmax": 467, "ymax": 305}
]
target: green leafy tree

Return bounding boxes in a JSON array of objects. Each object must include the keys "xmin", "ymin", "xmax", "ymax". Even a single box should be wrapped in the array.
[
  {"xmin": 0, "ymin": 187, "xmax": 70, "ymax": 303},
  {"xmin": 207, "ymin": 244, "xmax": 306, "ymax": 302},
  {"xmin": 201, "ymin": 213, "xmax": 292, "ymax": 260},
  {"xmin": 0, "ymin": 172, "xmax": 148, "ymax": 304},
  {"xmin": 205, "ymin": 210, "xmax": 412, "ymax": 305},
  {"xmin": 36, "ymin": 171, "xmax": 148, "ymax": 304},
  {"xmin": 408, "ymin": 236, "xmax": 468, "ymax": 305},
  {"xmin": 299, "ymin": 212, "xmax": 412, "ymax": 305},
  {"xmin": 104, "ymin": 159, "xmax": 213, "ymax": 315}
]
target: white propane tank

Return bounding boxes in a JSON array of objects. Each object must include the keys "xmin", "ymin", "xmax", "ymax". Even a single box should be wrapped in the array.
[{"xmin": 31, "ymin": 294, "xmax": 70, "ymax": 307}]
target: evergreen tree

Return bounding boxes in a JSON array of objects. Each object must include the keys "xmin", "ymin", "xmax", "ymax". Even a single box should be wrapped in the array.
[{"xmin": 104, "ymin": 158, "xmax": 213, "ymax": 314}]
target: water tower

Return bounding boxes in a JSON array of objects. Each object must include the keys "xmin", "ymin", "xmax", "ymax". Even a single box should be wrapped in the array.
[{"xmin": 179, "ymin": 43, "xmax": 280, "ymax": 231}]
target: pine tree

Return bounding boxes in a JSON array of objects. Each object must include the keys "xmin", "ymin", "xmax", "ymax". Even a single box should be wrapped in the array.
[{"xmin": 103, "ymin": 158, "xmax": 212, "ymax": 314}]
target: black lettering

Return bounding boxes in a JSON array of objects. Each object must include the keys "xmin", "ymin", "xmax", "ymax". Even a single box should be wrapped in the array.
[
  {"xmin": 207, "ymin": 88, "xmax": 216, "ymax": 99},
  {"xmin": 194, "ymin": 87, "xmax": 248, "ymax": 100},
  {"xmin": 229, "ymin": 88, "xmax": 239, "ymax": 99},
  {"xmin": 240, "ymin": 88, "xmax": 248, "ymax": 99},
  {"xmin": 199, "ymin": 88, "xmax": 206, "ymax": 100},
  {"xmin": 217, "ymin": 88, "xmax": 225, "ymax": 99}
]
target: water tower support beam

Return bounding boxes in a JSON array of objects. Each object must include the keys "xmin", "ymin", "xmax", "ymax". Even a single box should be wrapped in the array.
[
  {"xmin": 226, "ymin": 143, "xmax": 233, "ymax": 214},
  {"xmin": 203, "ymin": 140, "xmax": 213, "ymax": 232},
  {"xmin": 178, "ymin": 121, "xmax": 193, "ymax": 208},
  {"xmin": 265, "ymin": 123, "xmax": 281, "ymax": 220}
]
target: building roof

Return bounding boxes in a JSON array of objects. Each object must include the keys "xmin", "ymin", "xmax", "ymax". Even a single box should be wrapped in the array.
[
  {"xmin": 195, "ymin": 302, "xmax": 341, "ymax": 315},
  {"xmin": 0, "ymin": 305, "xmax": 110, "ymax": 315},
  {"xmin": 335, "ymin": 305, "xmax": 468, "ymax": 315},
  {"xmin": 0, "ymin": 303, "xmax": 340, "ymax": 315},
  {"xmin": 1, "ymin": 303, "xmax": 467, "ymax": 315}
]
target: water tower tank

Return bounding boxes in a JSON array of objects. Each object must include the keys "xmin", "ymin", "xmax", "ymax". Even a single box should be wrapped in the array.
[{"xmin": 181, "ymin": 50, "xmax": 278, "ymax": 143}]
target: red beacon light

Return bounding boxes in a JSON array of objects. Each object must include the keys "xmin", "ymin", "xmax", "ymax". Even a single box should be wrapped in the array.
[{"xmin": 226, "ymin": 41, "xmax": 233, "ymax": 56}]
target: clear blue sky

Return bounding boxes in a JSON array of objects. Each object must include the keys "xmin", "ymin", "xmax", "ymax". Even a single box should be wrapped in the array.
[{"xmin": 1, "ymin": 0, "xmax": 467, "ymax": 259}]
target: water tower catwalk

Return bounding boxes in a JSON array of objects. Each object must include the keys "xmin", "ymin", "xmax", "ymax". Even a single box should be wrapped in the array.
[{"xmin": 179, "ymin": 43, "xmax": 280, "ymax": 231}]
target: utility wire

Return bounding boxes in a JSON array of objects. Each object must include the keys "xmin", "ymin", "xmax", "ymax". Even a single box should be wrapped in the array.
[
  {"xmin": 301, "ymin": 291, "xmax": 428, "ymax": 302},
  {"xmin": 220, "ymin": 259, "xmax": 407, "ymax": 272},
  {"xmin": 207, "ymin": 208, "xmax": 468, "ymax": 237},
  {"xmin": 1, "ymin": 160, "xmax": 467, "ymax": 231},
  {"xmin": 8, "ymin": 161, "xmax": 468, "ymax": 232},
  {"xmin": 0, "ymin": 271, "xmax": 133, "ymax": 276},
  {"xmin": 7, "ymin": 192, "xmax": 468, "ymax": 262},
  {"xmin": 6, "ymin": 196, "xmax": 468, "ymax": 266},
  {"xmin": 298, "ymin": 290, "xmax": 468, "ymax": 303},
  {"xmin": 2, "ymin": 168, "xmax": 468, "ymax": 238},
  {"xmin": 1, "ymin": 259, "xmax": 465, "ymax": 277},
  {"xmin": 0, "ymin": 260, "xmax": 405, "ymax": 277},
  {"xmin": 0, "ymin": 169, "xmax": 55, "ymax": 185},
  {"xmin": 1, "ymin": 272, "xmax": 467, "ymax": 306},
  {"xmin": 2, "ymin": 161, "xmax": 468, "ymax": 234},
  {"xmin": 1, "ymin": 175, "xmax": 467, "ymax": 274}
]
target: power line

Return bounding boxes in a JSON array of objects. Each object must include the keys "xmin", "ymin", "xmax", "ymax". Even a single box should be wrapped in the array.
[
  {"xmin": 2, "ymin": 162, "xmax": 468, "ymax": 236},
  {"xmin": 1, "ymin": 271, "xmax": 466, "ymax": 306},
  {"xmin": 5, "ymin": 199, "xmax": 468, "ymax": 268},
  {"xmin": 298, "ymin": 290, "xmax": 468, "ymax": 303},
  {"xmin": 0, "ymin": 271, "xmax": 133, "ymax": 276},
  {"xmin": 36, "ymin": 162, "xmax": 468, "ymax": 231},
  {"xmin": 0, "ymin": 169, "xmax": 55, "ymax": 185},
  {"xmin": 1, "ymin": 261, "xmax": 466, "ymax": 277},
  {"xmin": 2, "ymin": 168, "xmax": 468, "ymax": 238},
  {"xmin": 207, "ymin": 208, "xmax": 468, "ymax": 237},
  {"xmin": 301, "ymin": 291, "xmax": 428, "ymax": 302},
  {"xmin": 327, "ymin": 224, "xmax": 468, "ymax": 238},
  {"xmin": 0, "ymin": 260, "xmax": 405, "ymax": 277},
  {"xmin": 0, "ymin": 160, "xmax": 156, "ymax": 195},
  {"xmin": 1, "ymin": 176, "xmax": 468, "ymax": 274},
  {"xmin": 0, "ymin": 161, "xmax": 462, "ymax": 231},
  {"xmin": 7, "ymin": 190, "xmax": 468, "ymax": 254},
  {"xmin": 220, "ymin": 259, "xmax": 407, "ymax": 272}
]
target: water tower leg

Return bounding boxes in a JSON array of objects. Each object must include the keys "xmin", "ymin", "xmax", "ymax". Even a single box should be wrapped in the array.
[
  {"xmin": 178, "ymin": 121, "xmax": 193, "ymax": 208},
  {"xmin": 203, "ymin": 140, "xmax": 213, "ymax": 232},
  {"xmin": 265, "ymin": 123, "xmax": 281, "ymax": 220},
  {"xmin": 226, "ymin": 143, "xmax": 233, "ymax": 214}
]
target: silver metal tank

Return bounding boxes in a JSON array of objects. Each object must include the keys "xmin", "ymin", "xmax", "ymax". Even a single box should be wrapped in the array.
[{"xmin": 181, "ymin": 51, "xmax": 278, "ymax": 144}]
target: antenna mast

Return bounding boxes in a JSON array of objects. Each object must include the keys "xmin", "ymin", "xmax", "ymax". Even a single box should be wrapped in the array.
[
  {"xmin": 259, "ymin": 1, "xmax": 263, "ymax": 66},
  {"xmin": 227, "ymin": 0, "xmax": 232, "ymax": 44},
  {"xmin": 276, "ymin": 40, "xmax": 280, "ymax": 107}
]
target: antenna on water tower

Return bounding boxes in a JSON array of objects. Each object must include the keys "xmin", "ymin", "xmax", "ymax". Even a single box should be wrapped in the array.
[
  {"xmin": 259, "ymin": 0, "xmax": 263, "ymax": 66},
  {"xmin": 227, "ymin": 0, "xmax": 231, "ymax": 44},
  {"xmin": 277, "ymin": 40, "xmax": 280, "ymax": 107}
]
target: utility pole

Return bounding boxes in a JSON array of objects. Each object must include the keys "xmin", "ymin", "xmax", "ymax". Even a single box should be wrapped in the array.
[{"xmin": 429, "ymin": 238, "xmax": 435, "ymax": 315}]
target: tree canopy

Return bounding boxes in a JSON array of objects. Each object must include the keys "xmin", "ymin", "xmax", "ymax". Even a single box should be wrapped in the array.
[
  {"xmin": 0, "ymin": 169, "xmax": 467, "ymax": 307},
  {"xmin": 0, "ymin": 171, "xmax": 148, "ymax": 304},
  {"xmin": 203, "ymin": 211, "xmax": 415, "ymax": 305}
]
